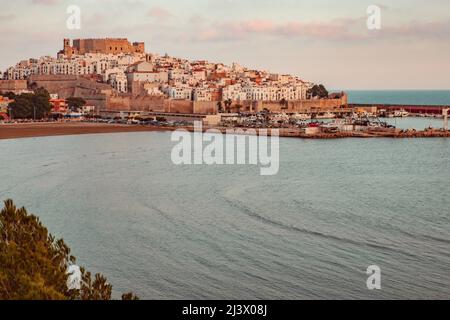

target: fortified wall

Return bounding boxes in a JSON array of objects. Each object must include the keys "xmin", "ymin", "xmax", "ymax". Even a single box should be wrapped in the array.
[
  {"xmin": 26, "ymin": 75, "xmax": 216, "ymax": 114},
  {"xmin": 107, "ymin": 96, "xmax": 344, "ymax": 115},
  {"xmin": 106, "ymin": 95, "xmax": 217, "ymax": 114},
  {"xmin": 227, "ymin": 95, "xmax": 348, "ymax": 113},
  {"xmin": 29, "ymin": 75, "xmax": 112, "ymax": 110},
  {"xmin": 29, "ymin": 75, "xmax": 113, "ymax": 97},
  {"xmin": 260, "ymin": 96, "xmax": 348, "ymax": 113},
  {"xmin": 106, "ymin": 95, "xmax": 165, "ymax": 112},
  {"xmin": 61, "ymin": 38, "xmax": 145, "ymax": 58},
  {"xmin": 0, "ymin": 80, "xmax": 28, "ymax": 94}
]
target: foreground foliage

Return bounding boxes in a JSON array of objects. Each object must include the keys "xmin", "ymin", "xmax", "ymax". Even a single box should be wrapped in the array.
[
  {"xmin": 7, "ymin": 88, "xmax": 52, "ymax": 119},
  {"xmin": 0, "ymin": 199, "xmax": 138, "ymax": 300},
  {"xmin": 307, "ymin": 84, "xmax": 329, "ymax": 99},
  {"xmin": 66, "ymin": 97, "xmax": 86, "ymax": 111}
]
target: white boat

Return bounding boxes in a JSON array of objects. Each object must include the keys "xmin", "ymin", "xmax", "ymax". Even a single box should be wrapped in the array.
[
  {"xmin": 291, "ymin": 113, "xmax": 311, "ymax": 120},
  {"xmin": 394, "ymin": 109, "xmax": 409, "ymax": 117},
  {"xmin": 316, "ymin": 112, "xmax": 336, "ymax": 119}
]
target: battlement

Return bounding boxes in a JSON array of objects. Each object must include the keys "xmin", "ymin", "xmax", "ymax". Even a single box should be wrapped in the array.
[{"xmin": 61, "ymin": 38, "xmax": 145, "ymax": 57}]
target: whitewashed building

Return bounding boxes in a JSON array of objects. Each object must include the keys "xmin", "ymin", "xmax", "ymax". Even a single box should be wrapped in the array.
[
  {"xmin": 193, "ymin": 88, "xmax": 213, "ymax": 102},
  {"xmin": 109, "ymin": 72, "xmax": 128, "ymax": 93},
  {"xmin": 166, "ymin": 86, "xmax": 193, "ymax": 100},
  {"xmin": 222, "ymin": 84, "xmax": 247, "ymax": 101}
]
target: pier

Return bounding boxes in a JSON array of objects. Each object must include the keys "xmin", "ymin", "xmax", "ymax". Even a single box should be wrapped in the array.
[{"xmin": 350, "ymin": 104, "xmax": 450, "ymax": 115}]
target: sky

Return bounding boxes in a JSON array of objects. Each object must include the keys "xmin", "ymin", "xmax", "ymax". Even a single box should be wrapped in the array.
[{"xmin": 0, "ymin": 0, "xmax": 449, "ymax": 89}]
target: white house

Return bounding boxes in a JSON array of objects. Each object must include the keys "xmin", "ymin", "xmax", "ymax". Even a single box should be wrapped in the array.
[
  {"xmin": 193, "ymin": 88, "xmax": 212, "ymax": 102},
  {"xmin": 109, "ymin": 72, "xmax": 128, "ymax": 93},
  {"xmin": 166, "ymin": 86, "xmax": 192, "ymax": 100}
]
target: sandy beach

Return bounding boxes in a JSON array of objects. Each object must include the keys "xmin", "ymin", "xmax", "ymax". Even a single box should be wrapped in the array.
[{"xmin": 0, "ymin": 122, "xmax": 174, "ymax": 140}]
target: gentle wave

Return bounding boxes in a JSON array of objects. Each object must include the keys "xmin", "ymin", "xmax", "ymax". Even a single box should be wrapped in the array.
[{"xmin": 221, "ymin": 196, "xmax": 423, "ymax": 259}]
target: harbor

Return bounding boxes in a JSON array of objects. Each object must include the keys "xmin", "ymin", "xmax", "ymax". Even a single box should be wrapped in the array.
[{"xmin": 1, "ymin": 114, "xmax": 449, "ymax": 140}]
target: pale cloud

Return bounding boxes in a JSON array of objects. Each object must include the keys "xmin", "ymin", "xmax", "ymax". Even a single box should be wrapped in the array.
[
  {"xmin": 32, "ymin": 0, "xmax": 60, "ymax": 5},
  {"xmin": 187, "ymin": 17, "xmax": 450, "ymax": 43},
  {"xmin": 188, "ymin": 14, "xmax": 206, "ymax": 25},
  {"xmin": 383, "ymin": 20, "xmax": 450, "ymax": 39},
  {"xmin": 148, "ymin": 6, "xmax": 174, "ymax": 20},
  {"xmin": 189, "ymin": 18, "xmax": 367, "ymax": 42},
  {"xmin": 0, "ymin": 14, "xmax": 16, "ymax": 21}
]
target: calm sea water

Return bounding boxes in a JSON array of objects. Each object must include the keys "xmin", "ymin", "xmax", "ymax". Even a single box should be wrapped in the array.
[
  {"xmin": 345, "ymin": 90, "xmax": 450, "ymax": 105},
  {"xmin": 0, "ymin": 120, "xmax": 449, "ymax": 299}
]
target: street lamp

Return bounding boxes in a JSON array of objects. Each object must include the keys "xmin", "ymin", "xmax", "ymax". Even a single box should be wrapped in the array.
[
  {"xmin": 443, "ymin": 108, "xmax": 449, "ymax": 131},
  {"xmin": 8, "ymin": 106, "xmax": 13, "ymax": 121}
]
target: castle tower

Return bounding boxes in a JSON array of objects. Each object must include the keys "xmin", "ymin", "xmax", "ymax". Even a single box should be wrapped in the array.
[{"xmin": 63, "ymin": 38, "xmax": 73, "ymax": 57}]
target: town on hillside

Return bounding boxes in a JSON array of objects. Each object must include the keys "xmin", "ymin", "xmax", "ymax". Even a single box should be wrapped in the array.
[
  {"xmin": 3, "ymin": 38, "xmax": 315, "ymax": 100},
  {"xmin": 0, "ymin": 38, "xmax": 347, "ymax": 119},
  {"xmin": 5, "ymin": 38, "xmax": 447, "ymax": 137}
]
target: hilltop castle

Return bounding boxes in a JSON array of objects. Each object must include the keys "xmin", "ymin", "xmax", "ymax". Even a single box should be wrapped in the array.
[
  {"xmin": 60, "ymin": 38, "xmax": 145, "ymax": 57},
  {"xmin": 3, "ymin": 37, "xmax": 351, "ymax": 117}
]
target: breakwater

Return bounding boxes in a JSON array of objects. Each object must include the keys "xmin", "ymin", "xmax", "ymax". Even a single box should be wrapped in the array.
[
  {"xmin": 350, "ymin": 103, "xmax": 450, "ymax": 115},
  {"xmin": 189, "ymin": 126, "xmax": 450, "ymax": 139}
]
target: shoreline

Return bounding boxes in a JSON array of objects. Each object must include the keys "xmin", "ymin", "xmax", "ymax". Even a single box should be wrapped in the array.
[
  {"xmin": 1, "ymin": 122, "xmax": 450, "ymax": 141},
  {"xmin": 0, "ymin": 122, "xmax": 174, "ymax": 140}
]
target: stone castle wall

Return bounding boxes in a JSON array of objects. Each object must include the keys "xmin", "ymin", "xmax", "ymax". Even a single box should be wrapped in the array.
[
  {"xmin": 63, "ymin": 38, "xmax": 145, "ymax": 57},
  {"xmin": 227, "ymin": 96, "xmax": 348, "ymax": 113},
  {"xmin": 29, "ymin": 75, "xmax": 112, "ymax": 97},
  {"xmin": 0, "ymin": 80, "xmax": 28, "ymax": 94},
  {"xmin": 104, "ymin": 96, "xmax": 217, "ymax": 114},
  {"xmin": 164, "ymin": 99, "xmax": 193, "ymax": 114},
  {"xmin": 193, "ymin": 101, "xmax": 218, "ymax": 114},
  {"xmin": 107, "ymin": 95, "xmax": 166, "ymax": 112},
  {"xmin": 29, "ymin": 75, "xmax": 111, "ymax": 110},
  {"xmin": 259, "ymin": 97, "xmax": 348, "ymax": 113}
]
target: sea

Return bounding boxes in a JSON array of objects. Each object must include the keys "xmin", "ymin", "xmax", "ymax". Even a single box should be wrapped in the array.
[
  {"xmin": 0, "ymin": 91, "xmax": 449, "ymax": 299},
  {"xmin": 344, "ymin": 90, "xmax": 450, "ymax": 106}
]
